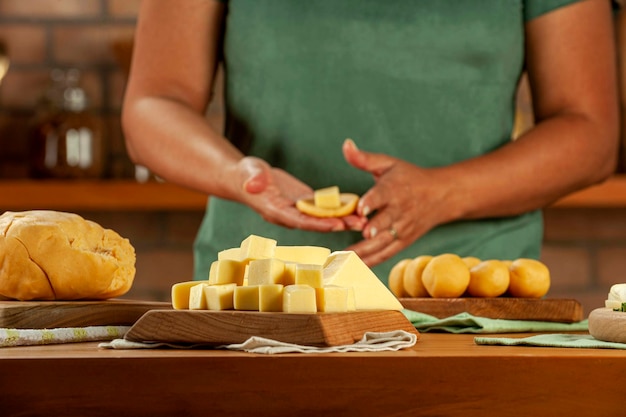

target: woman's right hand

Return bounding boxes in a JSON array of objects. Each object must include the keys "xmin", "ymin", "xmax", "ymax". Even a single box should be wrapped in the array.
[{"xmin": 235, "ymin": 156, "xmax": 350, "ymax": 232}]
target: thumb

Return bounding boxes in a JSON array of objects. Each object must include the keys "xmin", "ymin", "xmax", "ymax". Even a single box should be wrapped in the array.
[
  {"xmin": 240, "ymin": 157, "xmax": 272, "ymax": 194},
  {"xmin": 342, "ymin": 138, "xmax": 395, "ymax": 177}
]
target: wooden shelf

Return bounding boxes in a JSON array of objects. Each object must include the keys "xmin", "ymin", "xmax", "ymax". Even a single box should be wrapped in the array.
[
  {"xmin": 0, "ymin": 176, "xmax": 625, "ymax": 212},
  {"xmin": 0, "ymin": 180, "xmax": 207, "ymax": 211},
  {"xmin": 549, "ymin": 175, "xmax": 626, "ymax": 208}
]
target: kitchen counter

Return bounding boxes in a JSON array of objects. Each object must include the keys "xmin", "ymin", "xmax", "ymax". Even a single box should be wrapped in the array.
[{"xmin": 0, "ymin": 332, "xmax": 622, "ymax": 416}]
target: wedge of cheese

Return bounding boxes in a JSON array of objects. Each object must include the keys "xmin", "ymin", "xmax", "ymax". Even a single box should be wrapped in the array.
[{"xmin": 323, "ymin": 251, "xmax": 403, "ymax": 311}]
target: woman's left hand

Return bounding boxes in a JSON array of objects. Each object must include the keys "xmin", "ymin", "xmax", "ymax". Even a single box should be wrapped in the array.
[{"xmin": 341, "ymin": 139, "xmax": 458, "ymax": 267}]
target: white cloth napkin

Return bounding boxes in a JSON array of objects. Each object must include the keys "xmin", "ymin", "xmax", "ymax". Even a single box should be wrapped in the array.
[
  {"xmin": 98, "ymin": 330, "xmax": 418, "ymax": 354},
  {"xmin": 0, "ymin": 326, "xmax": 131, "ymax": 347}
]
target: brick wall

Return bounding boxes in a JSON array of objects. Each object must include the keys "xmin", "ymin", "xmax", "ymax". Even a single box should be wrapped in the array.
[
  {"xmin": 0, "ymin": 1, "xmax": 624, "ymax": 318},
  {"xmin": 0, "ymin": 0, "xmax": 141, "ymax": 179}
]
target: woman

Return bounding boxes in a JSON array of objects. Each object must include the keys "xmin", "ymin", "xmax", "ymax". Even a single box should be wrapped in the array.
[{"xmin": 122, "ymin": 0, "xmax": 619, "ymax": 284}]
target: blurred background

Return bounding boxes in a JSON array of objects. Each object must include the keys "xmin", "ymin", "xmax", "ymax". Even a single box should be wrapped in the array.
[{"xmin": 0, "ymin": 0, "xmax": 625, "ymax": 316}]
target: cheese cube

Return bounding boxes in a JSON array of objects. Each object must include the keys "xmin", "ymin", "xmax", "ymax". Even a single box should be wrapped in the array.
[
  {"xmin": 259, "ymin": 284, "xmax": 284, "ymax": 312},
  {"xmin": 239, "ymin": 234, "xmax": 277, "ymax": 261},
  {"xmin": 274, "ymin": 246, "xmax": 331, "ymax": 265},
  {"xmin": 208, "ymin": 259, "xmax": 246, "ymax": 286},
  {"xmin": 217, "ymin": 247, "xmax": 241, "ymax": 261},
  {"xmin": 248, "ymin": 258, "xmax": 286, "ymax": 286},
  {"xmin": 283, "ymin": 285, "xmax": 317, "ymax": 314},
  {"xmin": 314, "ymin": 186, "xmax": 341, "ymax": 209},
  {"xmin": 295, "ymin": 264, "xmax": 323, "ymax": 288},
  {"xmin": 189, "ymin": 283, "xmax": 209, "ymax": 310},
  {"xmin": 323, "ymin": 251, "xmax": 403, "ymax": 311},
  {"xmin": 316, "ymin": 285, "xmax": 349, "ymax": 312},
  {"xmin": 204, "ymin": 283, "xmax": 236, "ymax": 311},
  {"xmin": 283, "ymin": 262, "xmax": 297, "ymax": 286},
  {"xmin": 171, "ymin": 280, "xmax": 209, "ymax": 310},
  {"xmin": 234, "ymin": 285, "xmax": 260, "ymax": 311}
]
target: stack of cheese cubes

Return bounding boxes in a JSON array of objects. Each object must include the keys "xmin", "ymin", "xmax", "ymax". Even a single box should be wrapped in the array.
[{"xmin": 171, "ymin": 234, "xmax": 403, "ymax": 313}]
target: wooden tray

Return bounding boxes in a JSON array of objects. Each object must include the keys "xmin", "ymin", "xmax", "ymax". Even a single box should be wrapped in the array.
[
  {"xmin": 400, "ymin": 298, "xmax": 583, "ymax": 323},
  {"xmin": 588, "ymin": 308, "xmax": 626, "ymax": 343},
  {"xmin": 124, "ymin": 309, "xmax": 419, "ymax": 347},
  {"xmin": 0, "ymin": 299, "xmax": 172, "ymax": 329}
]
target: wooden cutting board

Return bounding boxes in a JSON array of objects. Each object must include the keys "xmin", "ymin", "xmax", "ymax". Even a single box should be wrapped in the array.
[
  {"xmin": 400, "ymin": 297, "xmax": 583, "ymax": 323},
  {"xmin": 125, "ymin": 310, "xmax": 419, "ymax": 347},
  {"xmin": 588, "ymin": 308, "xmax": 626, "ymax": 343},
  {"xmin": 0, "ymin": 299, "xmax": 172, "ymax": 329}
]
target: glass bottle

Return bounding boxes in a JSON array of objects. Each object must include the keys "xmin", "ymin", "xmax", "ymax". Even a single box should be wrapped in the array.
[{"xmin": 30, "ymin": 69, "xmax": 105, "ymax": 179}]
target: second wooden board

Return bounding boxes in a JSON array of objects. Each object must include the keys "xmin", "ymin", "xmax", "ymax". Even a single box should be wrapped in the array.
[{"xmin": 400, "ymin": 298, "xmax": 583, "ymax": 322}]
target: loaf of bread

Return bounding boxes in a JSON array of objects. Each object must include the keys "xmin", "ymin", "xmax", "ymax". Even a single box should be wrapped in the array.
[{"xmin": 0, "ymin": 210, "xmax": 136, "ymax": 301}]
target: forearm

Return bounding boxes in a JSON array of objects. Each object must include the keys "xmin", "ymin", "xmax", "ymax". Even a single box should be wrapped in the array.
[
  {"xmin": 443, "ymin": 0, "xmax": 619, "ymax": 223},
  {"xmin": 122, "ymin": 95, "xmax": 244, "ymax": 200},
  {"xmin": 444, "ymin": 111, "xmax": 618, "ymax": 221}
]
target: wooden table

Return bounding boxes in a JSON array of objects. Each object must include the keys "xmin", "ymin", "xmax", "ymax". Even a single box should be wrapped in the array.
[{"xmin": 0, "ymin": 332, "xmax": 623, "ymax": 417}]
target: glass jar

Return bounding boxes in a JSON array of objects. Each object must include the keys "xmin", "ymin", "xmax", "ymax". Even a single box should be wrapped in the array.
[{"xmin": 30, "ymin": 69, "xmax": 105, "ymax": 179}]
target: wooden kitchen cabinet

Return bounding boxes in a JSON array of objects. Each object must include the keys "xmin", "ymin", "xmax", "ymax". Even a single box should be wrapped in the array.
[{"xmin": 1, "ymin": 176, "xmax": 626, "ymax": 211}]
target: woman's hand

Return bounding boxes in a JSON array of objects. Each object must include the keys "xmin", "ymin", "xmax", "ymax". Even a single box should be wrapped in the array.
[
  {"xmin": 341, "ymin": 139, "xmax": 457, "ymax": 267},
  {"xmin": 236, "ymin": 156, "xmax": 349, "ymax": 232}
]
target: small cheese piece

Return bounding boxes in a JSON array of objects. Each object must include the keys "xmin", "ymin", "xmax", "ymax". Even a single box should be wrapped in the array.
[
  {"xmin": 171, "ymin": 280, "xmax": 209, "ymax": 310},
  {"xmin": 248, "ymin": 258, "xmax": 286, "ymax": 286},
  {"xmin": 234, "ymin": 285, "xmax": 260, "ymax": 311},
  {"xmin": 295, "ymin": 264, "xmax": 323, "ymax": 288},
  {"xmin": 605, "ymin": 299, "xmax": 622, "ymax": 310},
  {"xmin": 283, "ymin": 262, "xmax": 297, "ymax": 286},
  {"xmin": 189, "ymin": 283, "xmax": 209, "ymax": 310},
  {"xmin": 259, "ymin": 284, "xmax": 284, "ymax": 312},
  {"xmin": 274, "ymin": 245, "xmax": 331, "ymax": 265},
  {"xmin": 217, "ymin": 247, "xmax": 241, "ymax": 261},
  {"xmin": 208, "ymin": 259, "xmax": 246, "ymax": 286},
  {"xmin": 314, "ymin": 186, "xmax": 341, "ymax": 209},
  {"xmin": 239, "ymin": 234, "xmax": 277, "ymax": 262},
  {"xmin": 204, "ymin": 283, "xmax": 236, "ymax": 311},
  {"xmin": 283, "ymin": 285, "xmax": 317, "ymax": 314},
  {"xmin": 323, "ymin": 251, "xmax": 403, "ymax": 311},
  {"xmin": 316, "ymin": 285, "xmax": 349, "ymax": 312}
]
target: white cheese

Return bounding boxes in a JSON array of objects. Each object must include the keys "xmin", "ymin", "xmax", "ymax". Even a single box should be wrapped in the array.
[
  {"xmin": 283, "ymin": 285, "xmax": 317, "ymax": 313},
  {"xmin": 204, "ymin": 283, "xmax": 236, "ymax": 311},
  {"xmin": 323, "ymin": 251, "xmax": 403, "ymax": 311}
]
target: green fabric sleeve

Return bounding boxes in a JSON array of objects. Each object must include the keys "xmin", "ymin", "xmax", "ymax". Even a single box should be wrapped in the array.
[{"xmin": 524, "ymin": 0, "xmax": 581, "ymax": 21}]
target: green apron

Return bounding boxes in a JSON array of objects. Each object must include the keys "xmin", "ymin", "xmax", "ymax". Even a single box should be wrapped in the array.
[{"xmin": 194, "ymin": 0, "xmax": 580, "ymax": 284}]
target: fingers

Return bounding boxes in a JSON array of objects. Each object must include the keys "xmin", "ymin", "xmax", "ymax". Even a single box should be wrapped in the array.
[
  {"xmin": 239, "ymin": 157, "xmax": 271, "ymax": 194},
  {"xmin": 342, "ymin": 138, "xmax": 395, "ymax": 177},
  {"xmin": 263, "ymin": 204, "xmax": 346, "ymax": 232},
  {"xmin": 345, "ymin": 228, "xmax": 406, "ymax": 267}
]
